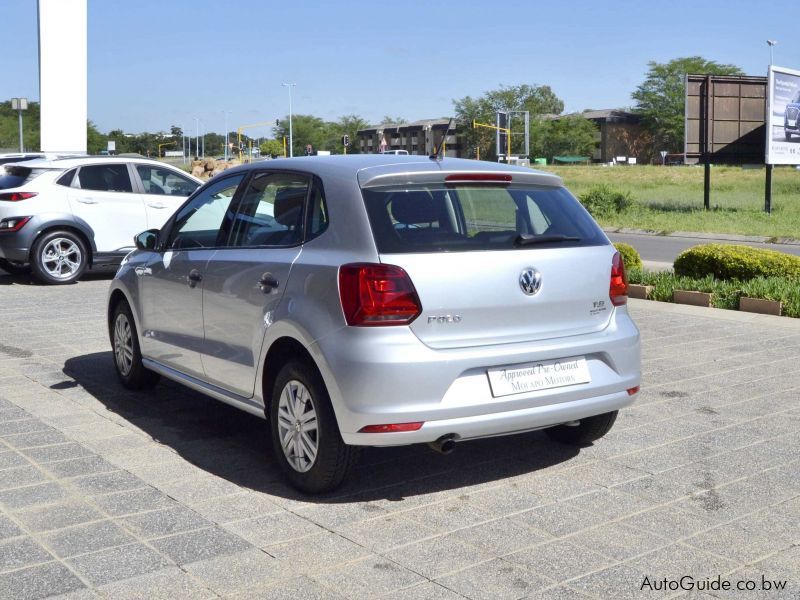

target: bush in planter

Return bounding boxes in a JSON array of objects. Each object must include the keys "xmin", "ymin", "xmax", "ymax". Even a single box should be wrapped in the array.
[
  {"xmin": 614, "ymin": 242, "xmax": 642, "ymax": 270},
  {"xmin": 579, "ymin": 184, "xmax": 633, "ymax": 218},
  {"xmin": 674, "ymin": 243, "xmax": 800, "ymax": 280}
]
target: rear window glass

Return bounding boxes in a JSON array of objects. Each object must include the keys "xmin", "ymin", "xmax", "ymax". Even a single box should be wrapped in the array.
[
  {"xmin": 361, "ymin": 184, "xmax": 606, "ymax": 253},
  {"xmin": 0, "ymin": 167, "xmax": 35, "ymax": 190}
]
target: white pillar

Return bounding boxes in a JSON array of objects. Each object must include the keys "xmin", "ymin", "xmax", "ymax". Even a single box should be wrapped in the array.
[{"xmin": 38, "ymin": 0, "xmax": 87, "ymax": 153}]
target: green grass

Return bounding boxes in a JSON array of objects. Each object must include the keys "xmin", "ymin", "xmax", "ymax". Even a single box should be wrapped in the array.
[{"xmin": 541, "ymin": 165, "xmax": 800, "ymax": 238}]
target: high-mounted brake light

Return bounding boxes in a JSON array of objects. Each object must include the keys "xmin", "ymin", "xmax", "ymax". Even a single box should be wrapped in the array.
[
  {"xmin": 444, "ymin": 173, "xmax": 512, "ymax": 183},
  {"xmin": 0, "ymin": 192, "xmax": 38, "ymax": 202},
  {"xmin": 339, "ymin": 263, "xmax": 422, "ymax": 326},
  {"xmin": 358, "ymin": 422, "xmax": 424, "ymax": 433},
  {"xmin": 610, "ymin": 252, "xmax": 628, "ymax": 306}
]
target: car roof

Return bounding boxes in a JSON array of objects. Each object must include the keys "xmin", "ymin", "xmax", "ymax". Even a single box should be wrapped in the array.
[
  {"xmin": 221, "ymin": 155, "xmax": 563, "ymax": 188},
  {"xmin": 4, "ymin": 155, "xmax": 198, "ymax": 174}
]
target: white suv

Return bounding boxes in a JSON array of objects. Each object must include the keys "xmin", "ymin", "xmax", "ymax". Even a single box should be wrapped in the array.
[{"xmin": 0, "ymin": 156, "xmax": 202, "ymax": 283}]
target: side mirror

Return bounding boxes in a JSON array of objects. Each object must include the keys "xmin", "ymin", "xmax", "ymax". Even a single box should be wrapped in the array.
[{"xmin": 135, "ymin": 229, "xmax": 159, "ymax": 251}]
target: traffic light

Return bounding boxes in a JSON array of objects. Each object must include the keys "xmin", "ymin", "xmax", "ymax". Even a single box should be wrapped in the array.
[{"xmin": 342, "ymin": 134, "xmax": 350, "ymax": 147}]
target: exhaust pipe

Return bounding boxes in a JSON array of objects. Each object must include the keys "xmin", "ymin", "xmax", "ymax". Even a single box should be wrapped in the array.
[{"xmin": 428, "ymin": 434, "xmax": 457, "ymax": 455}]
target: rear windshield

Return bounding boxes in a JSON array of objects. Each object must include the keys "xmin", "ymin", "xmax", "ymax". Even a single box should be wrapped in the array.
[
  {"xmin": 0, "ymin": 166, "xmax": 36, "ymax": 190},
  {"xmin": 361, "ymin": 183, "xmax": 607, "ymax": 253}
]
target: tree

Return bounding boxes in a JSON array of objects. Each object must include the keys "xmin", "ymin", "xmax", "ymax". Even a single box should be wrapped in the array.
[
  {"xmin": 381, "ymin": 115, "xmax": 408, "ymax": 125},
  {"xmin": 259, "ymin": 139, "xmax": 285, "ymax": 158},
  {"xmin": 530, "ymin": 115, "xmax": 598, "ymax": 162},
  {"xmin": 632, "ymin": 56, "xmax": 744, "ymax": 152},
  {"xmin": 453, "ymin": 84, "xmax": 564, "ymax": 160}
]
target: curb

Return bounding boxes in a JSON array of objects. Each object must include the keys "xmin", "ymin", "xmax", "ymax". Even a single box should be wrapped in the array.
[
  {"xmin": 604, "ymin": 227, "xmax": 800, "ymax": 246},
  {"xmin": 628, "ymin": 298, "xmax": 800, "ymax": 329}
]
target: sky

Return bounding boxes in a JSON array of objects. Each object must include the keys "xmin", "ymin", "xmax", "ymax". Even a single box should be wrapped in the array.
[{"xmin": 2, "ymin": 0, "xmax": 796, "ymax": 138}]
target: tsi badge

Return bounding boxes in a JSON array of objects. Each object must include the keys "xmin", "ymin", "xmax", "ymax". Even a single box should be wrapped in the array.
[
  {"xmin": 427, "ymin": 314, "xmax": 462, "ymax": 324},
  {"xmin": 519, "ymin": 267, "xmax": 543, "ymax": 296}
]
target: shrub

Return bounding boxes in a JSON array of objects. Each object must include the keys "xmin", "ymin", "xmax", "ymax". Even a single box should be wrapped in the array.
[
  {"xmin": 614, "ymin": 242, "xmax": 642, "ymax": 270},
  {"xmin": 674, "ymin": 243, "xmax": 800, "ymax": 280},
  {"xmin": 579, "ymin": 184, "xmax": 633, "ymax": 218}
]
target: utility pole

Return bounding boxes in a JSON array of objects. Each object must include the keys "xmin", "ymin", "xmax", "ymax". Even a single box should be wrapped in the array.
[
  {"xmin": 194, "ymin": 117, "xmax": 200, "ymax": 159},
  {"xmin": 223, "ymin": 110, "xmax": 231, "ymax": 161},
  {"xmin": 11, "ymin": 98, "xmax": 28, "ymax": 152},
  {"xmin": 282, "ymin": 83, "xmax": 296, "ymax": 157}
]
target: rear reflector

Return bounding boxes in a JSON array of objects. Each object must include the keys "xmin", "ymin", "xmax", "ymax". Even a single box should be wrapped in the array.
[
  {"xmin": 627, "ymin": 386, "xmax": 640, "ymax": 396},
  {"xmin": 0, "ymin": 192, "xmax": 38, "ymax": 202},
  {"xmin": 444, "ymin": 173, "xmax": 512, "ymax": 183},
  {"xmin": 339, "ymin": 263, "xmax": 422, "ymax": 326},
  {"xmin": 610, "ymin": 251, "xmax": 628, "ymax": 306},
  {"xmin": 358, "ymin": 422, "xmax": 424, "ymax": 433},
  {"xmin": 0, "ymin": 216, "xmax": 31, "ymax": 232}
]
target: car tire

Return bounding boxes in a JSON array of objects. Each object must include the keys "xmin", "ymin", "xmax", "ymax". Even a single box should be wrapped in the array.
[
  {"xmin": 111, "ymin": 300, "xmax": 160, "ymax": 390},
  {"xmin": 786, "ymin": 130, "xmax": 793, "ymax": 141},
  {"xmin": 544, "ymin": 411, "xmax": 618, "ymax": 446},
  {"xmin": 0, "ymin": 258, "xmax": 29, "ymax": 276},
  {"xmin": 30, "ymin": 230, "xmax": 88, "ymax": 285},
  {"xmin": 270, "ymin": 360, "xmax": 359, "ymax": 493}
]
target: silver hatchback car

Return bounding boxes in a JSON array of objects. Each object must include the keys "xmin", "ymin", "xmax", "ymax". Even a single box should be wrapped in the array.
[{"xmin": 108, "ymin": 155, "xmax": 640, "ymax": 493}]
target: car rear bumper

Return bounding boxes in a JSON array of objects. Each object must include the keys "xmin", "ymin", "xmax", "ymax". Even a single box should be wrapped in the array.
[
  {"xmin": 0, "ymin": 230, "xmax": 31, "ymax": 262},
  {"xmin": 311, "ymin": 308, "xmax": 641, "ymax": 446}
]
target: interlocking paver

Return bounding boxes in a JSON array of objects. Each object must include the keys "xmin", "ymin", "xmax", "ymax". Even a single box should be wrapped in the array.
[{"xmin": 1, "ymin": 275, "xmax": 800, "ymax": 598}]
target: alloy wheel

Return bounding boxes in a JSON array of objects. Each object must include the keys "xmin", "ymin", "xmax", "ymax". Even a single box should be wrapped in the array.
[
  {"xmin": 40, "ymin": 237, "xmax": 82, "ymax": 280},
  {"xmin": 277, "ymin": 379, "xmax": 319, "ymax": 473}
]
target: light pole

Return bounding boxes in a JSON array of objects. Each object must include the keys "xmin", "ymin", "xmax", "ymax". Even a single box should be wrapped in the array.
[
  {"xmin": 223, "ymin": 110, "xmax": 231, "ymax": 161},
  {"xmin": 767, "ymin": 40, "xmax": 777, "ymax": 66},
  {"xmin": 282, "ymin": 83, "xmax": 296, "ymax": 157},
  {"xmin": 194, "ymin": 117, "xmax": 200, "ymax": 159},
  {"xmin": 11, "ymin": 98, "xmax": 28, "ymax": 152}
]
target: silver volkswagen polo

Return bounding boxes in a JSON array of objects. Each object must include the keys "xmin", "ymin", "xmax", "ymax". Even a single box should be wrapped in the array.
[{"xmin": 108, "ymin": 155, "xmax": 640, "ymax": 493}]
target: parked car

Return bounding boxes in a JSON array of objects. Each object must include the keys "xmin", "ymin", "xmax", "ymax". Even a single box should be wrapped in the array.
[
  {"xmin": 0, "ymin": 156, "xmax": 202, "ymax": 282},
  {"xmin": 785, "ymin": 90, "xmax": 800, "ymax": 141},
  {"xmin": 107, "ymin": 155, "xmax": 641, "ymax": 492},
  {"xmin": 0, "ymin": 152, "xmax": 85, "ymax": 166}
]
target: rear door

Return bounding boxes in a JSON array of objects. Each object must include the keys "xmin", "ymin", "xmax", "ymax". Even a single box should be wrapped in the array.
[
  {"xmin": 200, "ymin": 171, "xmax": 311, "ymax": 397},
  {"xmin": 133, "ymin": 163, "xmax": 201, "ymax": 229},
  {"xmin": 360, "ymin": 182, "xmax": 615, "ymax": 350},
  {"xmin": 68, "ymin": 163, "xmax": 146, "ymax": 252}
]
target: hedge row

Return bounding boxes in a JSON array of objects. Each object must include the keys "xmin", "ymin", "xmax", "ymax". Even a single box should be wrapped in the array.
[
  {"xmin": 627, "ymin": 268, "xmax": 800, "ymax": 318},
  {"xmin": 674, "ymin": 243, "xmax": 800, "ymax": 280}
]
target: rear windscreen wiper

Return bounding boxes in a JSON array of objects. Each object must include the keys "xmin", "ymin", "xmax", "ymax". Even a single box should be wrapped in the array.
[{"xmin": 514, "ymin": 234, "xmax": 582, "ymax": 246}]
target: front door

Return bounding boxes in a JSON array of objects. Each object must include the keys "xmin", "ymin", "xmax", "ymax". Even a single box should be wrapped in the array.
[
  {"xmin": 140, "ymin": 173, "xmax": 244, "ymax": 378},
  {"xmin": 200, "ymin": 171, "xmax": 310, "ymax": 396},
  {"xmin": 132, "ymin": 163, "xmax": 200, "ymax": 229}
]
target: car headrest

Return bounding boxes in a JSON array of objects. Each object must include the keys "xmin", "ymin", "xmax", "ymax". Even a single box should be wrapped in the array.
[
  {"xmin": 390, "ymin": 191, "xmax": 441, "ymax": 224},
  {"xmin": 274, "ymin": 188, "xmax": 305, "ymax": 226}
]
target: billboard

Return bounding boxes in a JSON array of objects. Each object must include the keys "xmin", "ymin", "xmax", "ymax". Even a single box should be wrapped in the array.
[
  {"xmin": 766, "ymin": 65, "xmax": 800, "ymax": 165},
  {"xmin": 684, "ymin": 74, "xmax": 766, "ymax": 164}
]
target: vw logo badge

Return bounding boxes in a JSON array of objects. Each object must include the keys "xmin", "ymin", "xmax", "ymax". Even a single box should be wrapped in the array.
[{"xmin": 519, "ymin": 268, "xmax": 542, "ymax": 296}]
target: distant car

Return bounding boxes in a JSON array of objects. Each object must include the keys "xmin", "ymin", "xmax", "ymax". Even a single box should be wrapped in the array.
[
  {"xmin": 0, "ymin": 156, "xmax": 202, "ymax": 283},
  {"xmin": 382, "ymin": 149, "xmax": 409, "ymax": 155},
  {"xmin": 107, "ymin": 155, "xmax": 641, "ymax": 493},
  {"xmin": 785, "ymin": 91, "xmax": 800, "ymax": 140}
]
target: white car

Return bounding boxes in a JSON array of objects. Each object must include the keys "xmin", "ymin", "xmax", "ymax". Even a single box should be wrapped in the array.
[{"xmin": 0, "ymin": 156, "xmax": 202, "ymax": 283}]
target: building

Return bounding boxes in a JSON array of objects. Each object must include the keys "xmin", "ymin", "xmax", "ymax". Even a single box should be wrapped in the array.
[
  {"xmin": 357, "ymin": 119, "xmax": 462, "ymax": 157},
  {"xmin": 545, "ymin": 109, "xmax": 651, "ymax": 163}
]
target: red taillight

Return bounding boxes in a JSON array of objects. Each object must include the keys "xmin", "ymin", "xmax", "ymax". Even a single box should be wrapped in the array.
[
  {"xmin": 358, "ymin": 422, "xmax": 424, "ymax": 433},
  {"xmin": 0, "ymin": 192, "xmax": 38, "ymax": 202},
  {"xmin": 0, "ymin": 216, "xmax": 31, "ymax": 233},
  {"xmin": 610, "ymin": 252, "xmax": 628, "ymax": 306},
  {"xmin": 444, "ymin": 173, "xmax": 512, "ymax": 183},
  {"xmin": 339, "ymin": 263, "xmax": 422, "ymax": 326},
  {"xmin": 627, "ymin": 386, "xmax": 640, "ymax": 396}
]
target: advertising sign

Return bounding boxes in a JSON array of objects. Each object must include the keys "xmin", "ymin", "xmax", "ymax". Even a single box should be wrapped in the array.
[{"xmin": 766, "ymin": 65, "xmax": 800, "ymax": 165}]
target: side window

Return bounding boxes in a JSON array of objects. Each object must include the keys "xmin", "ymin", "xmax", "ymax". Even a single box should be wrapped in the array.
[
  {"xmin": 306, "ymin": 179, "xmax": 329, "ymax": 240},
  {"xmin": 136, "ymin": 165, "xmax": 198, "ymax": 197},
  {"xmin": 166, "ymin": 175, "xmax": 244, "ymax": 249},
  {"xmin": 229, "ymin": 172, "xmax": 309, "ymax": 247},
  {"xmin": 77, "ymin": 164, "xmax": 132, "ymax": 192},
  {"xmin": 56, "ymin": 169, "xmax": 76, "ymax": 187}
]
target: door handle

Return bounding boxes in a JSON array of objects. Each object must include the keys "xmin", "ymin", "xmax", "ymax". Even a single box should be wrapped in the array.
[
  {"xmin": 147, "ymin": 202, "xmax": 167, "ymax": 209},
  {"xmin": 187, "ymin": 269, "xmax": 203, "ymax": 288},
  {"xmin": 258, "ymin": 272, "xmax": 279, "ymax": 293},
  {"xmin": 76, "ymin": 197, "xmax": 98, "ymax": 204}
]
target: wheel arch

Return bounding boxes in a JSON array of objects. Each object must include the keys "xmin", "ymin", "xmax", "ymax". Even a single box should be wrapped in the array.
[
  {"xmin": 261, "ymin": 336, "xmax": 320, "ymax": 417},
  {"xmin": 30, "ymin": 223, "xmax": 96, "ymax": 266}
]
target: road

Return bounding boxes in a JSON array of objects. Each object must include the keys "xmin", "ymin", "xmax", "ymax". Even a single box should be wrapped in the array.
[{"xmin": 608, "ymin": 232, "xmax": 800, "ymax": 269}]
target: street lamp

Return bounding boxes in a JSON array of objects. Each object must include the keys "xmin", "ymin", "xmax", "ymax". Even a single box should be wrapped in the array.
[
  {"xmin": 11, "ymin": 98, "xmax": 28, "ymax": 152},
  {"xmin": 282, "ymin": 83, "xmax": 296, "ymax": 157},
  {"xmin": 223, "ymin": 110, "xmax": 231, "ymax": 161},
  {"xmin": 194, "ymin": 117, "xmax": 200, "ymax": 159},
  {"xmin": 767, "ymin": 40, "xmax": 777, "ymax": 66}
]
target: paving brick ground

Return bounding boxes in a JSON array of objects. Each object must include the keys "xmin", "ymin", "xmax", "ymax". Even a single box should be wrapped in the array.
[{"xmin": 0, "ymin": 271, "xmax": 798, "ymax": 599}]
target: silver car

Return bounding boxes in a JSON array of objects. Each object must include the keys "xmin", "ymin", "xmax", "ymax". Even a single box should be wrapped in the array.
[{"xmin": 108, "ymin": 155, "xmax": 640, "ymax": 493}]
